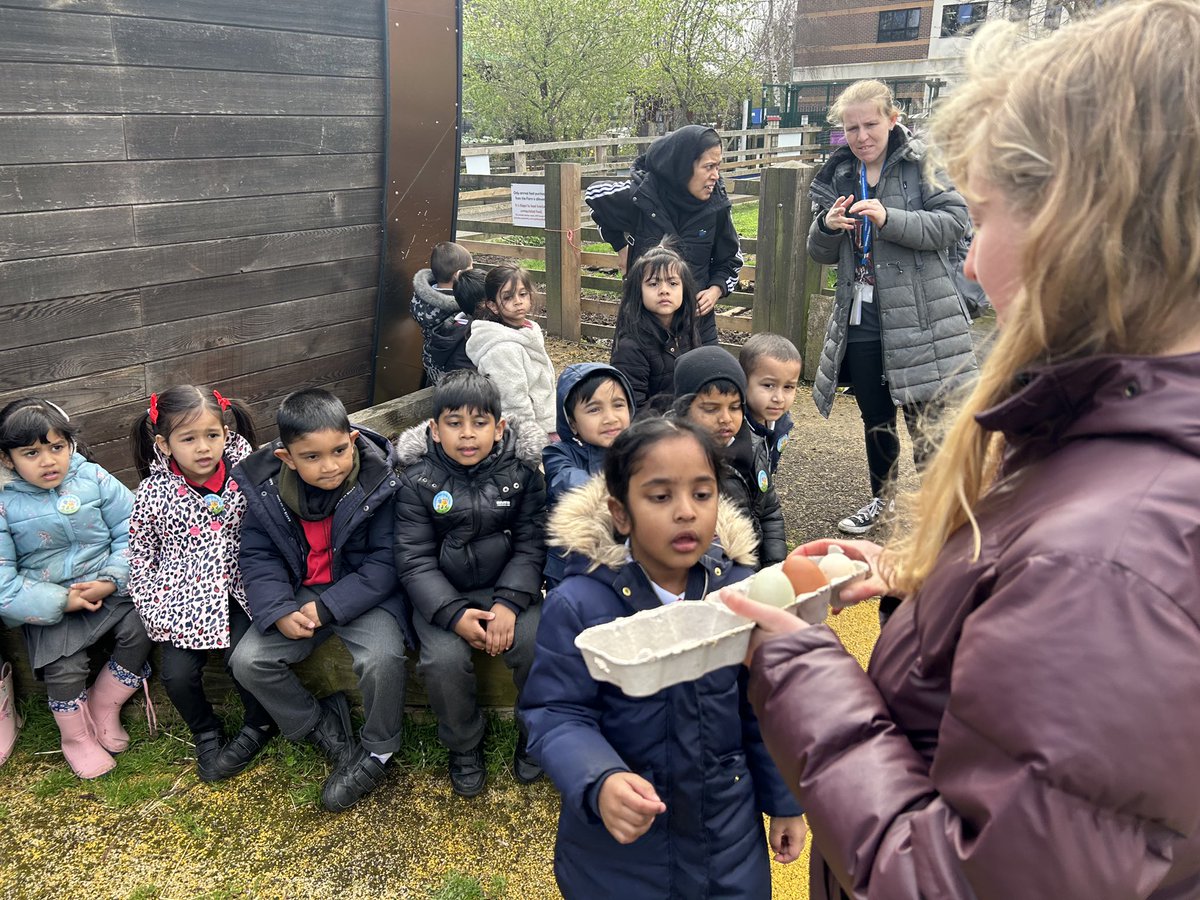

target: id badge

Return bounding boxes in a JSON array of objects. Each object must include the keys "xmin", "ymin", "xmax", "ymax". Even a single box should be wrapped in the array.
[{"xmin": 851, "ymin": 281, "xmax": 874, "ymax": 326}]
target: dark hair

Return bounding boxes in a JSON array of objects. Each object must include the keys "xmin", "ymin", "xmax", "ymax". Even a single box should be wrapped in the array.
[
  {"xmin": 614, "ymin": 244, "xmax": 699, "ymax": 351},
  {"xmin": 565, "ymin": 371, "xmax": 629, "ymax": 422},
  {"xmin": 277, "ymin": 389, "xmax": 351, "ymax": 447},
  {"xmin": 670, "ymin": 379, "xmax": 744, "ymax": 420},
  {"xmin": 480, "ymin": 263, "xmax": 535, "ymax": 325},
  {"xmin": 739, "ymin": 333, "xmax": 802, "ymax": 376},
  {"xmin": 604, "ymin": 416, "xmax": 720, "ymax": 507},
  {"xmin": 453, "ymin": 267, "xmax": 488, "ymax": 316},
  {"xmin": 129, "ymin": 385, "xmax": 258, "ymax": 480},
  {"xmin": 430, "ymin": 241, "xmax": 472, "ymax": 284},
  {"xmin": 432, "ymin": 370, "xmax": 502, "ymax": 421},
  {"xmin": 0, "ymin": 398, "xmax": 82, "ymax": 459}
]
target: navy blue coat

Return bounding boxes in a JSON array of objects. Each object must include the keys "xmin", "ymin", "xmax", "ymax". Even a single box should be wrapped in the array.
[
  {"xmin": 234, "ymin": 427, "xmax": 412, "ymax": 645},
  {"xmin": 521, "ymin": 477, "xmax": 802, "ymax": 899}
]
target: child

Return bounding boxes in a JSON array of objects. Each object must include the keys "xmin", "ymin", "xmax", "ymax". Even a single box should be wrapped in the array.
[
  {"xmin": 229, "ymin": 389, "xmax": 410, "ymax": 812},
  {"xmin": 520, "ymin": 416, "xmax": 805, "ymax": 898},
  {"xmin": 674, "ymin": 347, "xmax": 787, "ymax": 566},
  {"xmin": 609, "ymin": 244, "xmax": 700, "ymax": 409},
  {"xmin": 393, "ymin": 371, "xmax": 547, "ymax": 796},
  {"xmin": 426, "ymin": 267, "xmax": 484, "ymax": 379},
  {"xmin": 465, "ymin": 263, "xmax": 557, "ymax": 445},
  {"xmin": 739, "ymin": 333, "xmax": 802, "ymax": 474},
  {"xmin": 412, "ymin": 241, "xmax": 473, "ymax": 385},
  {"xmin": 542, "ymin": 363, "xmax": 634, "ymax": 590},
  {"xmin": 0, "ymin": 399, "xmax": 152, "ymax": 779},
  {"xmin": 1, "ymin": 652, "xmax": 21, "ymax": 767},
  {"xmin": 127, "ymin": 385, "xmax": 277, "ymax": 782}
]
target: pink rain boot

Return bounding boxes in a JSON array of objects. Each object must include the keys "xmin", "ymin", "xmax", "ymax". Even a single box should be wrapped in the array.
[
  {"xmin": 86, "ymin": 660, "xmax": 145, "ymax": 753},
  {"xmin": 51, "ymin": 695, "xmax": 114, "ymax": 779},
  {"xmin": 0, "ymin": 662, "xmax": 22, "ymax": 766}
]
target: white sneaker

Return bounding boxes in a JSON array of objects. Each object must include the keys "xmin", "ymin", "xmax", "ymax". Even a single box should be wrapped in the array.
[{"xmin": 838, "ymin": 497, "xmax": 888, "ymax": 535}]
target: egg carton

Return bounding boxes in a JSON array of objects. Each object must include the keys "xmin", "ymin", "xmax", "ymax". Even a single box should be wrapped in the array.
[{"xmin": 574, "ymin": 556, "xmax": 869, "ymax": 697}]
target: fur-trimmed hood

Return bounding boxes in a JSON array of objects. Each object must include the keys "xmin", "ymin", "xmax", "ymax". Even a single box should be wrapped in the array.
[
  {"xmin": 412, "ymin": 268, "xmax": 459, "ymax": 318},
  {"xmin": 547, "ymin": 473, "xmax": 758, "ymax": 573},
  {"xmin": 392, "ymin": 415, "xmax": 545, "ymax": 470}
]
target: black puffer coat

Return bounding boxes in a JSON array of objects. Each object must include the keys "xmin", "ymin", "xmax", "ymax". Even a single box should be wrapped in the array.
[
  {"xmin": 392, "ymin": 420, "xmax": 546, "ymax": 630},
  {"xmin": 720, "ymin": 424, "xmax": 786, "ymax": 566},
  {"xmin": 609, "ymin": 317, "xmax": 694, "ymax": 409}
]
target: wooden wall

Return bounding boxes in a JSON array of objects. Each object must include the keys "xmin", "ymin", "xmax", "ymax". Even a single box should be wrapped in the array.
[{"xmin": 0, "ymin": 0, "xmax": 387, "ymax": 484}]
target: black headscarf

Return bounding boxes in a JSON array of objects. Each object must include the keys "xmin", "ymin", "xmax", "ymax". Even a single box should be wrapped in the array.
[{"xmin": 634, "ymin": 125, "xmax": 723, "ymax": 224}]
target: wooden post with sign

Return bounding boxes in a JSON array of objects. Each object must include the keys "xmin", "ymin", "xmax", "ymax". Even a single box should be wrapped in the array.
[{"xmin": 544, "ymin": 162, "xmax": 582, "ymax": 341}]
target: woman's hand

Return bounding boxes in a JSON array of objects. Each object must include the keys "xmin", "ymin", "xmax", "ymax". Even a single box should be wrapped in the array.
[
  {"xmin": 798, "ymin": 539, "xmax": 895, "ymax": 608},
  {"xmin": 848, "ymin": 197, "xmax": 888, "ymax": 229},
  {"xmin": 598, "ymin": 771, "xmax": 666, "ymax": 844},
  {"xmin": 721, "ymin": 588, "xmax": 808, "ymax": 665},
  {"xmin": 696, "ymin": 285, "xmax": 722, "ymax": 317},
  {"xmin": 823, "ymin": 195, "xmax": 857, "ymax": 231},
  {"xmin": 769, "ymin": 815, "xmax": 808, "ymax": 864}
]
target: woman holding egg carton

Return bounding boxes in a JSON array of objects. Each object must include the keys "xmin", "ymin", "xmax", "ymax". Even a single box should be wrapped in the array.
[{"xmin": 726, "ymin": 4, "xmax": 1200, "ymax": 898}]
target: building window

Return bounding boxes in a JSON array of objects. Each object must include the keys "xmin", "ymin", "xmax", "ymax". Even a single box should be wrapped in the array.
[
  {"xmin": 941, "ymin": 3, "xmax": 987, "ymax": 36},
  {"xmin": 877, "ymin": 8, "xmax": 922, "ymax": 42}
]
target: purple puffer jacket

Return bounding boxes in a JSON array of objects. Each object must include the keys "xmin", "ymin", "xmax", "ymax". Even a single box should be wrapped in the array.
[{"xmin": 749, "ymin": 351, "xmax": 1200, "ymax": 900}]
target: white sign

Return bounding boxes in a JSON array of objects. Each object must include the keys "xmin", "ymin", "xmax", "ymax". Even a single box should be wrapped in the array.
[
  {"xmin": 511, "ymin": 183, "xmax": 546, "ymax": 228},
  {"xmin": 465, "ymin": 154, "xmax": 491, "ymax": 175}
]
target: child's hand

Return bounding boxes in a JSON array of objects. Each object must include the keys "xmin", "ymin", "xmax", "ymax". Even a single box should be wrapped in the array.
[
  {"xmin": 768, "ymin": 815, "xmax": 807, "ymax": 864},
  {"xmin": 485, "ymin": 603, "xmax": 516, "ymax": 656},
  {"xmin": 453, "ymin": 608, "xmax": 493, "ymax": 651},
  {"xmin": 65, "ymin": 587, "xmax": 103, "ymax": 613},
  {"xmin": 298, "ymin": 601, "xmax": 324, "ymax": 628},
  {"xmin": 69, "ymin": 580, "xmax": 117, "ymax": 604},
  {"xmin": 276, "ymin": 610, "xmax": 317, "ymax": 640},
  {"xmin": 598, "ymin": 772, "xmax": 665, "ymax": 844}
]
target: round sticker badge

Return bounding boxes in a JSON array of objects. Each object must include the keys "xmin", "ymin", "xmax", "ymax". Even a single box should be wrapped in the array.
[
  {"xmin": 432, "ymin": 490, "xmax": 454, "ymax": 515},
  {"xmin": 776, "ymin": 433, "xmax": 789, "ymax": 455},
  {"xmin": 757, "ymin": 470, "xmax": 770, "ymax": 493},
  {"xmin": 56, "ymin": 494, "xmax": 81, "ymax": 515},
  {"xmin": 202, "ymin": 493, "xmax": 226, "ymax": 517}
]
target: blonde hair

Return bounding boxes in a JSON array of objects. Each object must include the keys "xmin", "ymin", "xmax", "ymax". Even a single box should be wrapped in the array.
[
  {"xmin": 828, "ymin": 79, "xmax": 901, "ymax": 125},
  {"xmin": 888, "ymin": 0, "xmax": 1200, "ymax": 595}
]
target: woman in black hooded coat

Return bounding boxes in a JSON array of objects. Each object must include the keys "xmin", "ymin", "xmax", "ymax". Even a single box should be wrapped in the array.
[{"xmin": 585, "ymin": 125, "xmax": 743, "ymax": 346}]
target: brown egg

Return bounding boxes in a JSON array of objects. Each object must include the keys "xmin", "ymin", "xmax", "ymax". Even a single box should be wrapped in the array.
[{"xmin": 781, "ymin": 551, "xmax": 829, "ymax": 595}]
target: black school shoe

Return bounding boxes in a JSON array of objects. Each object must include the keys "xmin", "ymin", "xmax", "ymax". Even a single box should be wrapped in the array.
[
  {"xmin": 307, "ymin": 692, "xmax": 354, "ymax": 768},
  {"xmin": 321, "ymin": 744, "xmax": 389, "ymax": 812},
  {"xmin": 207, "ymin": 723, "xmax": 278, "ymax": 781},
  {"xmin": 449, "ymin": 743, "xmax": 486, "ymax": 797},
  {"xmin": 194, "ymin": 729, "xmax": 226, "ymax": 783},
  {"xmin": 512, "ymin": 732, "xmax": 543, "ymax": 785}
]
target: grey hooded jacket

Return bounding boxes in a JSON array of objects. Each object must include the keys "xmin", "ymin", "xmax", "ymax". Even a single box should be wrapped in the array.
[{"xmin": 808, "ymin": 130, "xmax": 977, "ymax": 417}]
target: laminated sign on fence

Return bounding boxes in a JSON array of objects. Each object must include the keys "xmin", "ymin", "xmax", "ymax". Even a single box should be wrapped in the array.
[{"xmin": 511, "ymin": 183, "xmax": 546, "ymax": 227}]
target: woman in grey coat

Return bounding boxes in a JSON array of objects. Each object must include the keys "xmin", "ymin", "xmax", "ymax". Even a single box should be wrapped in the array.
[{"xmin": 809, "ymin": 80, "xmax": 976, "ymax": 534}]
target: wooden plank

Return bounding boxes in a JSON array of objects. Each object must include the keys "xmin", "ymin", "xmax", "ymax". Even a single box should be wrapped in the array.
[
  {"xmin": 0, "ymin": 8, "xmax": 115, "ymax": 63},
  {"xmin": 0, "ymin": 224, "xmax": 382, "ymax": 305},
  {"xmin": 214, "ymin": 349, "xmax": 373, "ymax": 410},
  {"xmin": 133, "ymin": 188, "xmax": 382, "ymax": 245},
  {"xmin": 124, "ymin": 115, "xmax": 380, "ymax": 159},
  {"xmin": 0, "ymin": 323, "xmax": 147, "ymax": 392},
  {"xmin": 0, "ymin": 206, "xmax": 135, "ymax": 260},
  {"xmin": 457, "ymin": 239, "xmax": 546, "ymax": 262},
  {"xmin": 0, "ymin": 0, "xmax": 384, "ymax": 39},
  {"xmin": 0, "ymin": 364, "xmax": 144, "ymax": 415},
  {"xmin": 0, "ymin": 63, "xmax": 383, "ymax": 115},
  {"xmin": 350, "ymin": 386, "xmax": 434, "ymax": 441},
  {"xmin": 141, "ymin": 256, "xmax": 378, "ymax": 325},
  {"xmin": 0, "ymin": 115, "xmax": 126, "ymax": 164},
  {"xmin": 111, "ymin": 18, "xmax": 381, "ymax": 77},
  {"xmin": 454, "ymin": 219, "xmax": 543, "ymax": 238},
  {"xmin": 0, "ymin": 288, "xmax": 140, "ymax": 351},
  {"xmin": 0, "ymin": 154, "xmax": 382, "ymax": 213},
  {"xmin": 580, "ymin": 297, "xmax": 751, "ymax": 335}
]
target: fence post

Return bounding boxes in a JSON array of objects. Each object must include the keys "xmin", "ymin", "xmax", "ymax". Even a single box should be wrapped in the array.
[
  {"xmin": 513, "ymin": 138, "xmax": 527, "ymax": 174},
  {"xmin": 545, "ymin": 162, "xmax": 582, "ymax": 341},
  {"xmin": 753, "ymin": 163, "xmax": 820, "ymax": 358}
]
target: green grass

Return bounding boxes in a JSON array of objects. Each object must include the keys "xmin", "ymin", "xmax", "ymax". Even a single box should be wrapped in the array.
[
  {"xmin": 431, "ymin": 871, "xmax": 509, "ymax": 900},
  {"xmin": 731, "ymin": 199, "xmax": 759, "ymax": 239}
]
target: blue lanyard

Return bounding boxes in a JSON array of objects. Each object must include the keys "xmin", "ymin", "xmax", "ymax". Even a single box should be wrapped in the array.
[{"xmin": 858, "ymin": 164, "xmax": 873, "ymax": 266}]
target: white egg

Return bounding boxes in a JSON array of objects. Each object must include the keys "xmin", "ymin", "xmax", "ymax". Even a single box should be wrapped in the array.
[
  {"xmin": 817, "ymin": 552, "xmax": 859, "ymax": 579},
  {"xmin": 748, "ymin": 565, "xmax": 796, "ymax": 608}
]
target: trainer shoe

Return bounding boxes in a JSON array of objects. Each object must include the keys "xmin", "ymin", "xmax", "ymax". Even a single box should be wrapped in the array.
[
  {"xmin": 512, "ymin": 731, "xmax": 543, "ymax": 785},
  {"xmin": 321, "ymin": 744, "xmax": 389, "ymax": 812},
  {"xmin": 449, "ymin": 742, "xmax": 487, "ymax": 797},
  {"xmin": 837, "ymin": 497, "xmax": 889, "ymax": 535}
]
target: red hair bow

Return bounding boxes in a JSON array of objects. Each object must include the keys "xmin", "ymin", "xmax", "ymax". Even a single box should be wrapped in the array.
[
  {"xmin": 148, "ymin": 393, "xmax": 159, "ymax": 426},
  {"xmin": 212, "ymin": 389, "xmax": 230, "ymax": 411}
]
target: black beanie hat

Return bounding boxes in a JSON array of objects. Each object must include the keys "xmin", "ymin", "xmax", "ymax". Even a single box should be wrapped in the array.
[{"xmin": 673, "ymin": 346, "xmax": 747, "ymax": 402}]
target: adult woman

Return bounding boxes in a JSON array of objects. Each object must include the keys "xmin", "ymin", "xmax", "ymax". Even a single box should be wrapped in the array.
[
  {"xmin": 727, "ymin": 3, "xmax": 1200, "ymax": 897},
  {"xmin": 586, "ymin": 125, "xmax": 742, "ymax": 346},
  {"xmin": 809, "ymin": 81, "xmax": 977, "ymax": 535}
]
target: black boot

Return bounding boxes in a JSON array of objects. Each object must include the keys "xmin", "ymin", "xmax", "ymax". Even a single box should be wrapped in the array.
[
  {"xmin": 512, "ymin": 729, "xmax": 543, "ymax": 785},
  {"xmin": 194, "ymin": 729, "xmax": 226, "ymax": 783},
  {"xmin": 208, "ymin": 723, "xmax": 277, "ymax": 781},
  {"xmin": 448, "ymin": 742, "xmax": 486, "ymax": 797},
  {"xmin": 307, "ymin": 692, "xmax": 354, "ymax": 767},
  {"xmin": 321, "ymin": 744, "xmax": 389, "ymax": 812}
]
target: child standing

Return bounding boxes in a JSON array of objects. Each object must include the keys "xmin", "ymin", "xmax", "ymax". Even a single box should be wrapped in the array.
[
  {"xmin": 739, "ymin": 333, "xmax": 802, "ymax": 474},
  {"xmin": 609, "ymin": 245, "xmax": 700, "ymax": 409},
  {"xmin": 674, "ymin": 347, "xmax": 787, "ymax": 566},
  {"xmin": 230, "ymin": 389, "xmax": 410, "ymax": 812},
  {"xmin": 412, "ymin": 241, "xmax": 473, "ymax": 385},
  {"xmin": 521, "ymin": 417, "xmax": 804, "ymax": 898},
  {"xmin": 542, "ymin": 363, "xmax": 634, "ymax": 590},
  {"xmin": 0, "ymin": 399, "xmax": 152, "ymax": 779},
  {"xmin": 393, "ymin": 372, "xmax": 547, "ymax": 796},
  {"xmin": 465, "ymin": 263, "xmax": 557, "ymax": 445},
  {"xmin": 127, "ymin": 385, "xmax": 277, "ymax": 782}
]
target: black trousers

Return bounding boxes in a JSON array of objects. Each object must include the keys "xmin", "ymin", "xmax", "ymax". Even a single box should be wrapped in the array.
[
  {"xmin": 841, "ymin": 340, "xmax": 934, "ymax": 498},
  {"xmin": 159, "ymin": 600, "xmax": 273, "ymax": 736}
]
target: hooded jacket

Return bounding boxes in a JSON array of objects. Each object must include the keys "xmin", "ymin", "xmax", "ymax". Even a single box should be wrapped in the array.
[
  {"xmin": 542, "ymin": 363, "xmax": 636, "ymax": 587},
  {"xmin": 521, "ymin": 477, "xmax": 802, "ymax": 899},
  {"xmin": 128, "ymin": 433, "xmax": 253, "ymax": 648},
  {"xmin": 586, "ymin": 126, "xmax": 743, "ymax": 345},
  {"xmin": 233, "ymin": 427, "xmax": 410, "ymax": 644},
  {"xmin": 808, "ymin": 127, "xmax": 977, "ymax": 416},
  {"xmin": 0, "ymin": 454, "xmax": 132, "ymax": 626},
  {"xmin": 721, "ymin": 424, "xmax": 787, "ymax": 566},
  {"xmin": 749, "ymin": 352, "xmax": 1200, "ymax": 900},
  {"xmin": 392, "ymin": 419, "xmax": 546, "ymax": 631},
  {"xmin": 411, "ymin": 267, "xmax": 462, "ymax": 385},
  {"xmin": 465, "ymin": 318, "xmax": 557, "ymax": 441}
]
